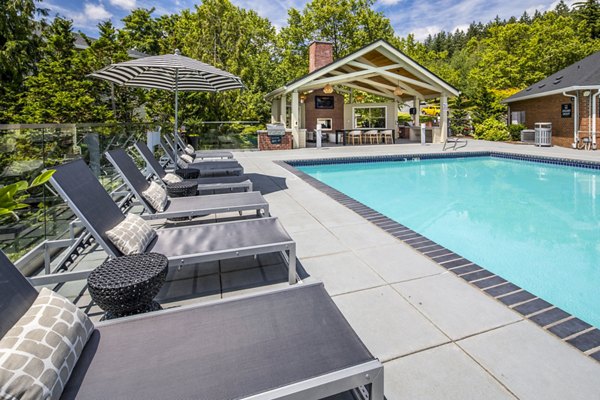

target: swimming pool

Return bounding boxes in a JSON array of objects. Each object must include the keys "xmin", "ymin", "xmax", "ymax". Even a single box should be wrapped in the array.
[{"xmin": 297, "ymin": 155, "xmax": 600, "ymax": 329}]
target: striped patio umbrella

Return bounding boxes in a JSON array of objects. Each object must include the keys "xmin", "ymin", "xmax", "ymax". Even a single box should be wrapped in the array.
[{"xmin": 89, "ymin": 50, "xmax": 244, "ymax": 161}]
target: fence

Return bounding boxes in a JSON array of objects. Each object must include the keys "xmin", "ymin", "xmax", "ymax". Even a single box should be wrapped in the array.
[
  {"xmin": 0, "ymin": 121, "xmax": 261, "ymax": 276},
  {"xmin": 0, "ymin": 123, "xmax": 153, "ymax": 268}
]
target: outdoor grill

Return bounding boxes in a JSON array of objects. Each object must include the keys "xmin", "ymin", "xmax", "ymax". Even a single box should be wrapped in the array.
[{"xmin": 266, "ymin": 123, "xmax": 286, "ymax": 136}]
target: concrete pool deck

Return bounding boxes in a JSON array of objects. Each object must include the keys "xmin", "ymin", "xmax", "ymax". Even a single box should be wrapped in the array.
[
  {"xmin": 60, "ymin": 139, "xmax": 600, "ymax": 399},
  {"xmin": 231, "ymin": 140, "xmax": 600, "ymax": 399}
]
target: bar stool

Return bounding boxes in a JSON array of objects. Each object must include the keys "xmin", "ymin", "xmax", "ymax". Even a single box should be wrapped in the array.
[
  {"xmin": 364, "ymin": 130, "xmax": 379, "ymax": 144},
  {"xmin": 381, "ymin": 130, "xmax": 394, "ymax": 144},
  {"xmin": 348, "ymin": 130, "xmax": 362, "ymax": 145}
]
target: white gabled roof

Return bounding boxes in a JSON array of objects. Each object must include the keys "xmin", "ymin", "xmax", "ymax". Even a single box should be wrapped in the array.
[{"xmin": 265, "ymin": 39, "xmax": 459, "ymax": 101}]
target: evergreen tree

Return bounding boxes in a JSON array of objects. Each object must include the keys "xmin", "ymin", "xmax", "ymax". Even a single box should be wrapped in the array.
[
  {"xmin": 18, "ymin": 17, "xmax": 111, "ymax": 123},
  {"xmin": 84, "ymin": 20, "xmax": 146, "ymax": 122},
  {"xmin": 574, "ymin": 0, "xmax": 600, "ymax": 38},
  {"xmin": 449, "ymin": 94, "xmax": 472, "ymax": 136},
  {"xmin": 0, "ymin": 0, "xmax": 46, "ymax": 122},
  {"xmin": 119, "ymin": 8, "xmax": 162, "ymax": 55}
]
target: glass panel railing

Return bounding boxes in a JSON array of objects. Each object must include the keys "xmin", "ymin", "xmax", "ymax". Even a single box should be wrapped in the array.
[
  {"xmin": 0, "ymin": 123, "xmax": 153, "ymax": 265},
  {"xmin": 171, "ymin": 121, "xmax": 261, "ymax": 150}
]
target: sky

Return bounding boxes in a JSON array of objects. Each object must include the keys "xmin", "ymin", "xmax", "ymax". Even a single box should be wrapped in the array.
[{"xmin": 44, "ymin": 0, "xmax": 569, "ymax": 41}]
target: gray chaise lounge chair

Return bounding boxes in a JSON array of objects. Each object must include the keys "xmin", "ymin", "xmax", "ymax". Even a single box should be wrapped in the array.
[
  {"xmin": 105, "ymin": 149, "xmax": 268, "ymax": 220},
  {"xmin": 171, "ymin": 132, "xmax": 234, "ymax": 160},
  {"xmin": 49, "ymin": 160, "xmax": 297, "ymax": 284},
  {"xmin": 134, "ymin": 142, "xmax": 253, "ymax": 192},
  {"xmin": 159, "ymin": 137, "xmax": 243, "ymax": 176},
  {"xmin": 0, "ymin": 252, "xmax": 384, "ymax": 400}
]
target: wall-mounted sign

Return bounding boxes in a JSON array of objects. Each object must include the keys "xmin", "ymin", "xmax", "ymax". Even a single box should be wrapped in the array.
[
  {"xmin": 409, "ymin": 107, "xmax": 417, "ymax": 115},
  {"xmin": 561, "ymin": 103, "xmax": 572, "ymax": 118},
  {"xmin": 270, "ymin": 135, "xmax": 282, "ymax": 144}
]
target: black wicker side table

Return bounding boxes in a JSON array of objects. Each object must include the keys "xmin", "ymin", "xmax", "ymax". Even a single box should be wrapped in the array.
[
  {"xmin": 175, "ymin": 168, "xmax": 199, "ymax": 179},
  {"xmin": 87, "ymin": 253, "xmax": 168, "ymax": 320},
  {"xmin": 166, "ymin": 180, "xmax": 198, "ymax": 197}
]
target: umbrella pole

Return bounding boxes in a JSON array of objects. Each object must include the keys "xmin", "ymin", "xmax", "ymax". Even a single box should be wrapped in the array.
[{"xmin": 174, "ymin": 68, "xmax": 179, "ymax": 165}]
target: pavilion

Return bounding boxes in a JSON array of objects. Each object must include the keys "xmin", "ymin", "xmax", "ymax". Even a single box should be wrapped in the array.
[{"xmin": 265, "ymin": 39, "xmax": 459, "ymax": 147}]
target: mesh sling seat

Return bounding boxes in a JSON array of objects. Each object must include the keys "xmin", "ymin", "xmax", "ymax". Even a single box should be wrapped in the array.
[
  {"xmin": 171, "ymin": 132, "xmax": 234, "ymax": 160},
  {"xmin": 0, "ymin": 252, "xmax": 383, "ymax": 400},
  {"xmin": 160, "ymin": 137, "xmax": 243, "ymax": 177},
  {"xmin": 49, "ymin": 160, "xmax": 297, "ymax": 284},
  {"xmin": 134, "ymin": 141, "xmax": 252, "ymax": 192},
  {"xmin": 105, "ymin": 149, "xmax": 269, "ymax": 220}
]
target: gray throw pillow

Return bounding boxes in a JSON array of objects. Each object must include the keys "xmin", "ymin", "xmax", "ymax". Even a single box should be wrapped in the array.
[
  {"xmin": 105, "ymin": 213, "xmax": 157, "ymax": 255},
  {"xmin": 0, "ymin": 288, "xmax": 94, "ymax": 400},
  {"xmin": 162, "ymin": 173, "xmax": 183, "ymax": 185},
  {"xmin": 141, "ymin": 181, "xmax": 168, "ymax": 212},
  {"xmin": 180, "ymin": 154, "xmax": 193, "ymax": 164},
  {"xmin": 176, "ymin": 158, "xmax": 189, "ymax": 169}
]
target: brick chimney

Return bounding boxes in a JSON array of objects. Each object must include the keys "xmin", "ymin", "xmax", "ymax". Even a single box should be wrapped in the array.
[{"xmin": 309, "ymin": 41, "xmax": 333, "ymax": 73}]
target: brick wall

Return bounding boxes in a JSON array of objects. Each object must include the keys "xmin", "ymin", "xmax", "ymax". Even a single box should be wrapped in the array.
[
  {"xmin": 258, "ymin": 132, "xmax": 293, "ymax": 150},
  {"xmin": 509, "ymin": 93, "xmax": 600, "ymax": 148},
  {"xmin": 309, "ymin": 42, "xmax": 333, "ymax": 73},
  {"xmin": 304, "ymin": 90, "xmax": 345, "ymax": 132}
]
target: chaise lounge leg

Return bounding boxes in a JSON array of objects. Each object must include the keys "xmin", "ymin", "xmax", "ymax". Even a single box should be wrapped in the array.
[
  {"xmin": 287, "ymin": 244, "xmax": 297, "ymax": 284},
  {"xmin": 369, "ymin": 366, "xmax": 385, "ymax": 400}
]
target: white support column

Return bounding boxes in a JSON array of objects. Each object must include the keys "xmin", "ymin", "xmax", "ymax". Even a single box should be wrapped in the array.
[
  {"xmin": 291, "ymin": 90, "xmax": 300, "ymax": 148},
  {"xmin": 280, "ymin": 95, "xmax": 287, "ymax": 126},
  {"xmin": 439, "ymin": 94, "xmax": 448, "ymax": 143},
  {"xmin": 271, "ymin": 100, "xmax": 278, "ymax": 123},
  {"xmin": 413, "ymin": 96, "xmax": 420, "ymax": 127}
]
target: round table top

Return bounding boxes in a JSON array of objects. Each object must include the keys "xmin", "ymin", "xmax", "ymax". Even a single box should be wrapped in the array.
[{"xmin": 88, "ymin": 253, "xmax": 168, "ymax": 290}]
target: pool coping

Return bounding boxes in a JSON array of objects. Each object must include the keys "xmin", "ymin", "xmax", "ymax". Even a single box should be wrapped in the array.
[{"xmin": 276, "ymin": 150, "xmax": 600, "ymax": 363}]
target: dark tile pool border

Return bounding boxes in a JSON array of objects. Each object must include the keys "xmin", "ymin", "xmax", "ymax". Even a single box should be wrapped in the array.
[{"xmin": 276, "ymin": 151, "xmax": 600, "ymax": 362}]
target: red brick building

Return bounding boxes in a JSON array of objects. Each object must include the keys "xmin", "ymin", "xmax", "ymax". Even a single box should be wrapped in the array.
[{"xmin": 503, "ymin": 51, "xmax": 600, "ymax": 149}]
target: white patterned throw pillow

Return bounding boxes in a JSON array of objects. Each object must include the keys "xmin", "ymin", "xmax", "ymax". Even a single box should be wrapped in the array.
[
  {"xmin": 180, "ymin": 154, "xmax": 193, "ymax": 164},
  {"xmin": 105, "ymin": 213, "xmax": 157, "ymax": 255},
  {"xmin": 141, "ymin": 181, "xmax": 168, "ymax": 212},
  {"xmin": 176, "ymin": 157, "xmax": 188, "ymax": 169},
  {"xmin": 162, "ymin": 173, "xmax": 183, "ymax": 185},
  {"xmin": 184, "ymin": 145, "xmax": 194, "ymax": 156},
  {"xmin": 0, "ymin": 287, "xmax": 94, "ymax": 400}
]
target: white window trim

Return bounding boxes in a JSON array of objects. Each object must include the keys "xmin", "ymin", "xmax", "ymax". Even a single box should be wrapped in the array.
[
  {"xmin": 316, "ymin": 118, "xmax": 333, "ymax": 131},
  {"xmin": 352, "ymin": 106, "xmax": 387, "ymax": 129}
]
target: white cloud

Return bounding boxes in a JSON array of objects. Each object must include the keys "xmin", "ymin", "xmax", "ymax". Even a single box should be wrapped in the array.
[
  {"xmin": 109, "ymin": 0, "xmax": 137, "ymax": 10},
  {"xmin": 44, "ymin": 1, "xmax": 112, "ymax": 28},
  {"xmin": 378, "ymin": 0, "xmax": 402, "ymax": 5},
  {"xmin": 84, "ymin": 3, "xmax": 112, "ymax": 20},
  {"xmin": 387, "ymin": 0, "xmax": 561, "ymax": 40},
  {"xmin": 452, "ymin": 24, "xmax": 470, "ymax": 32},
  {"xmin": 410, "ymin": 25, "xmax": 443, "ymax": 40}
]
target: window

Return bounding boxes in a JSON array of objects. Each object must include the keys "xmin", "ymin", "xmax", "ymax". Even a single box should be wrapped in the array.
[
  {"xmin": 353, "ymin": 106, "xmax": 386, "ymax": 129},
  {"xmin": 316, "ymin": 118, "xmax": 332, "ymax": 131},
  {"xmin": 511, "ymin": 111, "xmax": 525, "ymax": 125}
]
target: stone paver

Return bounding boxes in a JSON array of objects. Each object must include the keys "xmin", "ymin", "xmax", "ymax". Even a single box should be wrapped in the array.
[
  {"xmin": 300, "ymin": 252, "xmax": 386, "ymax": 295},
  {"xmin": 384, "ymin": 343, "xmax": 517, "ymax": 400},
  {"xmin": 393, "ymin": 273, "xmax": 522, "ymax": 340},
  {"xmin": 353, "ymin": 242, "xmax": 443, "ymax": 283},
  {"xmin": 458, "ymin": 321, "xmax": 600, "ymax": 400},
  {"xmin": 333, "ymin": 285, "xmax": 449, "ymax": 361},
  {"xmin": 329, "ymin": 222, "xmax": 398, "ymax": 250}
]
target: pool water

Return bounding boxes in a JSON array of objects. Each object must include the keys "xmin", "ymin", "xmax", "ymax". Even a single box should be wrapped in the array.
[{"xmin": 299, "ymin": 157, "xmax": 600, "ymax": 328}]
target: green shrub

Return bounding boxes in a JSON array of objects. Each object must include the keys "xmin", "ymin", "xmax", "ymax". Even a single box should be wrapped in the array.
[
  {"xmin": 508, "ymin": 123, "xmax": 526, "ymax": 141},
  {"xmin": 473, "ymin": 118, "xmax": 510, "ymax": 141},
  {"xmin": 398, "ymin": 113, "xmax": 412, "ymax": 124}
]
